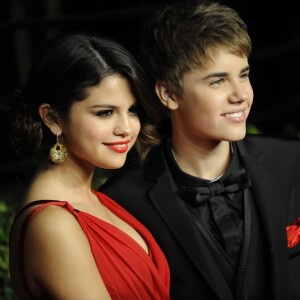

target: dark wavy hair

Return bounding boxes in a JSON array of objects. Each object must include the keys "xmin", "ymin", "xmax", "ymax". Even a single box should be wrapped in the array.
[{"xmin": 3, "ymin": 33, "xmax": 159, "ymax": 165}]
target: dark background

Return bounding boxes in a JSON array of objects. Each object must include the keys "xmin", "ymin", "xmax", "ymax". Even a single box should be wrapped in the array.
[
  {"xmin": 1, "ymin": 2, "xmax": 300, "ymax": 298},
  {"xmin": 1, "ymin": 0, "xmax": 300, "ymax": 181}
]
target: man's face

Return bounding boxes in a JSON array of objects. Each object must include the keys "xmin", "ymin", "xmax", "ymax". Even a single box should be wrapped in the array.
[{"xmin": 171, "ymin": 49, "xmax": 253, "ymax": 145}]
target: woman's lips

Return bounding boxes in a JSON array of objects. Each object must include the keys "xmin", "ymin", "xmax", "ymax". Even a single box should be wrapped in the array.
[{"xmin": 104, "ymin": 141, "xmax": 130, "ymax": 153}]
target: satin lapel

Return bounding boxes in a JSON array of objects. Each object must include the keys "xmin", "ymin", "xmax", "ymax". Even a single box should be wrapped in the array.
[
  {"xmin": 237, "ymin": 141, "xmax": 288, "ymax": 299},
  {"xmin": 148, "ymin": 168, "xmax": 233, "ymax": 300}
]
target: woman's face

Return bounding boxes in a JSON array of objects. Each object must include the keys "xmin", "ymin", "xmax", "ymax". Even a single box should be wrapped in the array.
[{"xmin": 60, "ymin": 75, "xmax": 141, "ymax": 170}]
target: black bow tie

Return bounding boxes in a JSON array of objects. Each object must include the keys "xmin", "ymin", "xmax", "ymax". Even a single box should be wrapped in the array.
[{"xmin": 180, "ymin": 168, "xmax": 252, "ymax": 207}]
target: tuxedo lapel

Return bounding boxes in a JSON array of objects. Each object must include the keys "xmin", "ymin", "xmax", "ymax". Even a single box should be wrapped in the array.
[
  {"xmin": 237, "ymin": 140, "xmax": 288, "ymax": 299},
  {"xmin": 148, "ymin": 165, "xmax": 233, "ymax": 300}
]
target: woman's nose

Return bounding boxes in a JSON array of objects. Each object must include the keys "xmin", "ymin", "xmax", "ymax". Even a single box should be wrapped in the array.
[{"xmin": 113, "ymin": 115, "xmax": 132, "ymax": 136}]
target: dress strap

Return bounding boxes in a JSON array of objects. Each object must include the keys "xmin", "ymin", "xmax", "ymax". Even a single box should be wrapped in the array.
[
  {"xmin": 11, "ymin": 200, "xmax": 61, "ymax": 229},
  {"xmin": 10, "ymin": 200, "xmax": 67, "ymax": 299}
]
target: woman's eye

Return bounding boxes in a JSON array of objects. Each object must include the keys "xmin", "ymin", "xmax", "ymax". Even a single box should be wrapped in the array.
[
  {"xmin": 128, "ymin": 105, "xmax": 140, "ymax": 116},
  {"xmin": 96, "ymin": 110, "xmax": 113, "ymax": 117}
]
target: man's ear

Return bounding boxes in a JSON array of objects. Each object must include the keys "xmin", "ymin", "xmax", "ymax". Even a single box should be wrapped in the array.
[
  {"xmin": 39, "ymin": 103, "xmax": 62, "ymax": 135},
  {"xmin": 155, "ymin": 81, "xmax": 179, "ymax": 110}
]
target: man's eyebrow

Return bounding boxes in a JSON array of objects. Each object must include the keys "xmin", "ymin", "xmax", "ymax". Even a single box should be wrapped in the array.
[
  {"xmin": 241, "ymin": 66, "xmax": 250, "ymax": 73},
  {"xmin": 202, "ymin": 66, "xmax": 250, "ymax": 80},
  {"xmin": 202, "ymin": 72, "xmax": 228, "ymax": 80}
]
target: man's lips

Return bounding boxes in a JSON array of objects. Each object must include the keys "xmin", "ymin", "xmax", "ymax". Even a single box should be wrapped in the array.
[{"xmin": 222, "ymin": 109, "xmax": 247, "ymax": 122}]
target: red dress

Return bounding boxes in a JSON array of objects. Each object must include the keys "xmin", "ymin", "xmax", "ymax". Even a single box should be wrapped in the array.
[{"xmin": 13, "ymin": 190, "xmax": 170, "ymax": 300}]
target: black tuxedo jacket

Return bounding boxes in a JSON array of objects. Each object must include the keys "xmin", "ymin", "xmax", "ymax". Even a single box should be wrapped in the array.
[{"xmin": 100, "ymin": 135, "xmax": 300, "ymax": 300}]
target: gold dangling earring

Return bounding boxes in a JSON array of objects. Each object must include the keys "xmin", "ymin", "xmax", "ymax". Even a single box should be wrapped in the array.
[{"xmin": 49, "ymin": 132, "xmax": 67, "ymax": 164}]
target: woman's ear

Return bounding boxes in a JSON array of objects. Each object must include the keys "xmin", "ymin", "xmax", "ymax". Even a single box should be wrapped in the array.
[
  {"xmin": 155, "ymin": 82, "xmax": 179, "ymax": 110},
  {"xmin": 39, "ymin": 104, "xmax": 62, "ymax": 135}
]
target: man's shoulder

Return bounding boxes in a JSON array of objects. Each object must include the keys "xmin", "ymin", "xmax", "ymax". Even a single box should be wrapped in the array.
[
  {"xmin": 240, "ymin": 134, "xmax": 300, "ymax": 161},
  {"xmin": 99, "ymin": 162, "xmax": 152, "ymax": 203},
  {"xmin": 244, "ymin": 133, "xmax": 300, "ymax": 147},
  {"xmin": 99, "ymin": 144, "xmax": 165, "ymax": 195},
  {"xmin": 102, "ymin": 163, "xmax": 143, "ymax": 186}
]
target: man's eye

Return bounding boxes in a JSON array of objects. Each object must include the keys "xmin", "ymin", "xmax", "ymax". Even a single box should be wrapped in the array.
[
  {"xmin": 211, "ymin": 78, "xmax": 224, "ymax": 86},
  {"xmin": 240, "ymin": 72, "xmax": 250, "ymax": 79}
]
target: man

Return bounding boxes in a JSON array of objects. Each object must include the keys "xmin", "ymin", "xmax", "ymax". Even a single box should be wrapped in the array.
[{"xmin": 100, "ymin": 1, "xmax": 300, "ymax": 299}]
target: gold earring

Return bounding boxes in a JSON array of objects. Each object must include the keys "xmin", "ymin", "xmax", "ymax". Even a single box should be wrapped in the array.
[{"xmin": 49, "ymin": 132, "xmax": 67, "ymax": 164}]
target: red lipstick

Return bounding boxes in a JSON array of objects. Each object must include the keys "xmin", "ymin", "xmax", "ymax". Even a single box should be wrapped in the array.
[{"xmin": 104, "ymin": 141, "xmax": 130, "ymax": 153}]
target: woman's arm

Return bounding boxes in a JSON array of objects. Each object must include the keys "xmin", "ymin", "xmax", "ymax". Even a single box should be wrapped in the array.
[{"xmin": 24, "ymin": 205, "xmax": 111, "ymax": 300}]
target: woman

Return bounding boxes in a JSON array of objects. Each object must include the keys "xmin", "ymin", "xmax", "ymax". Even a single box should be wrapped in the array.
[{"xmin": 8, "ymin": 33, "xmax": 170, "ymax": 299}]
